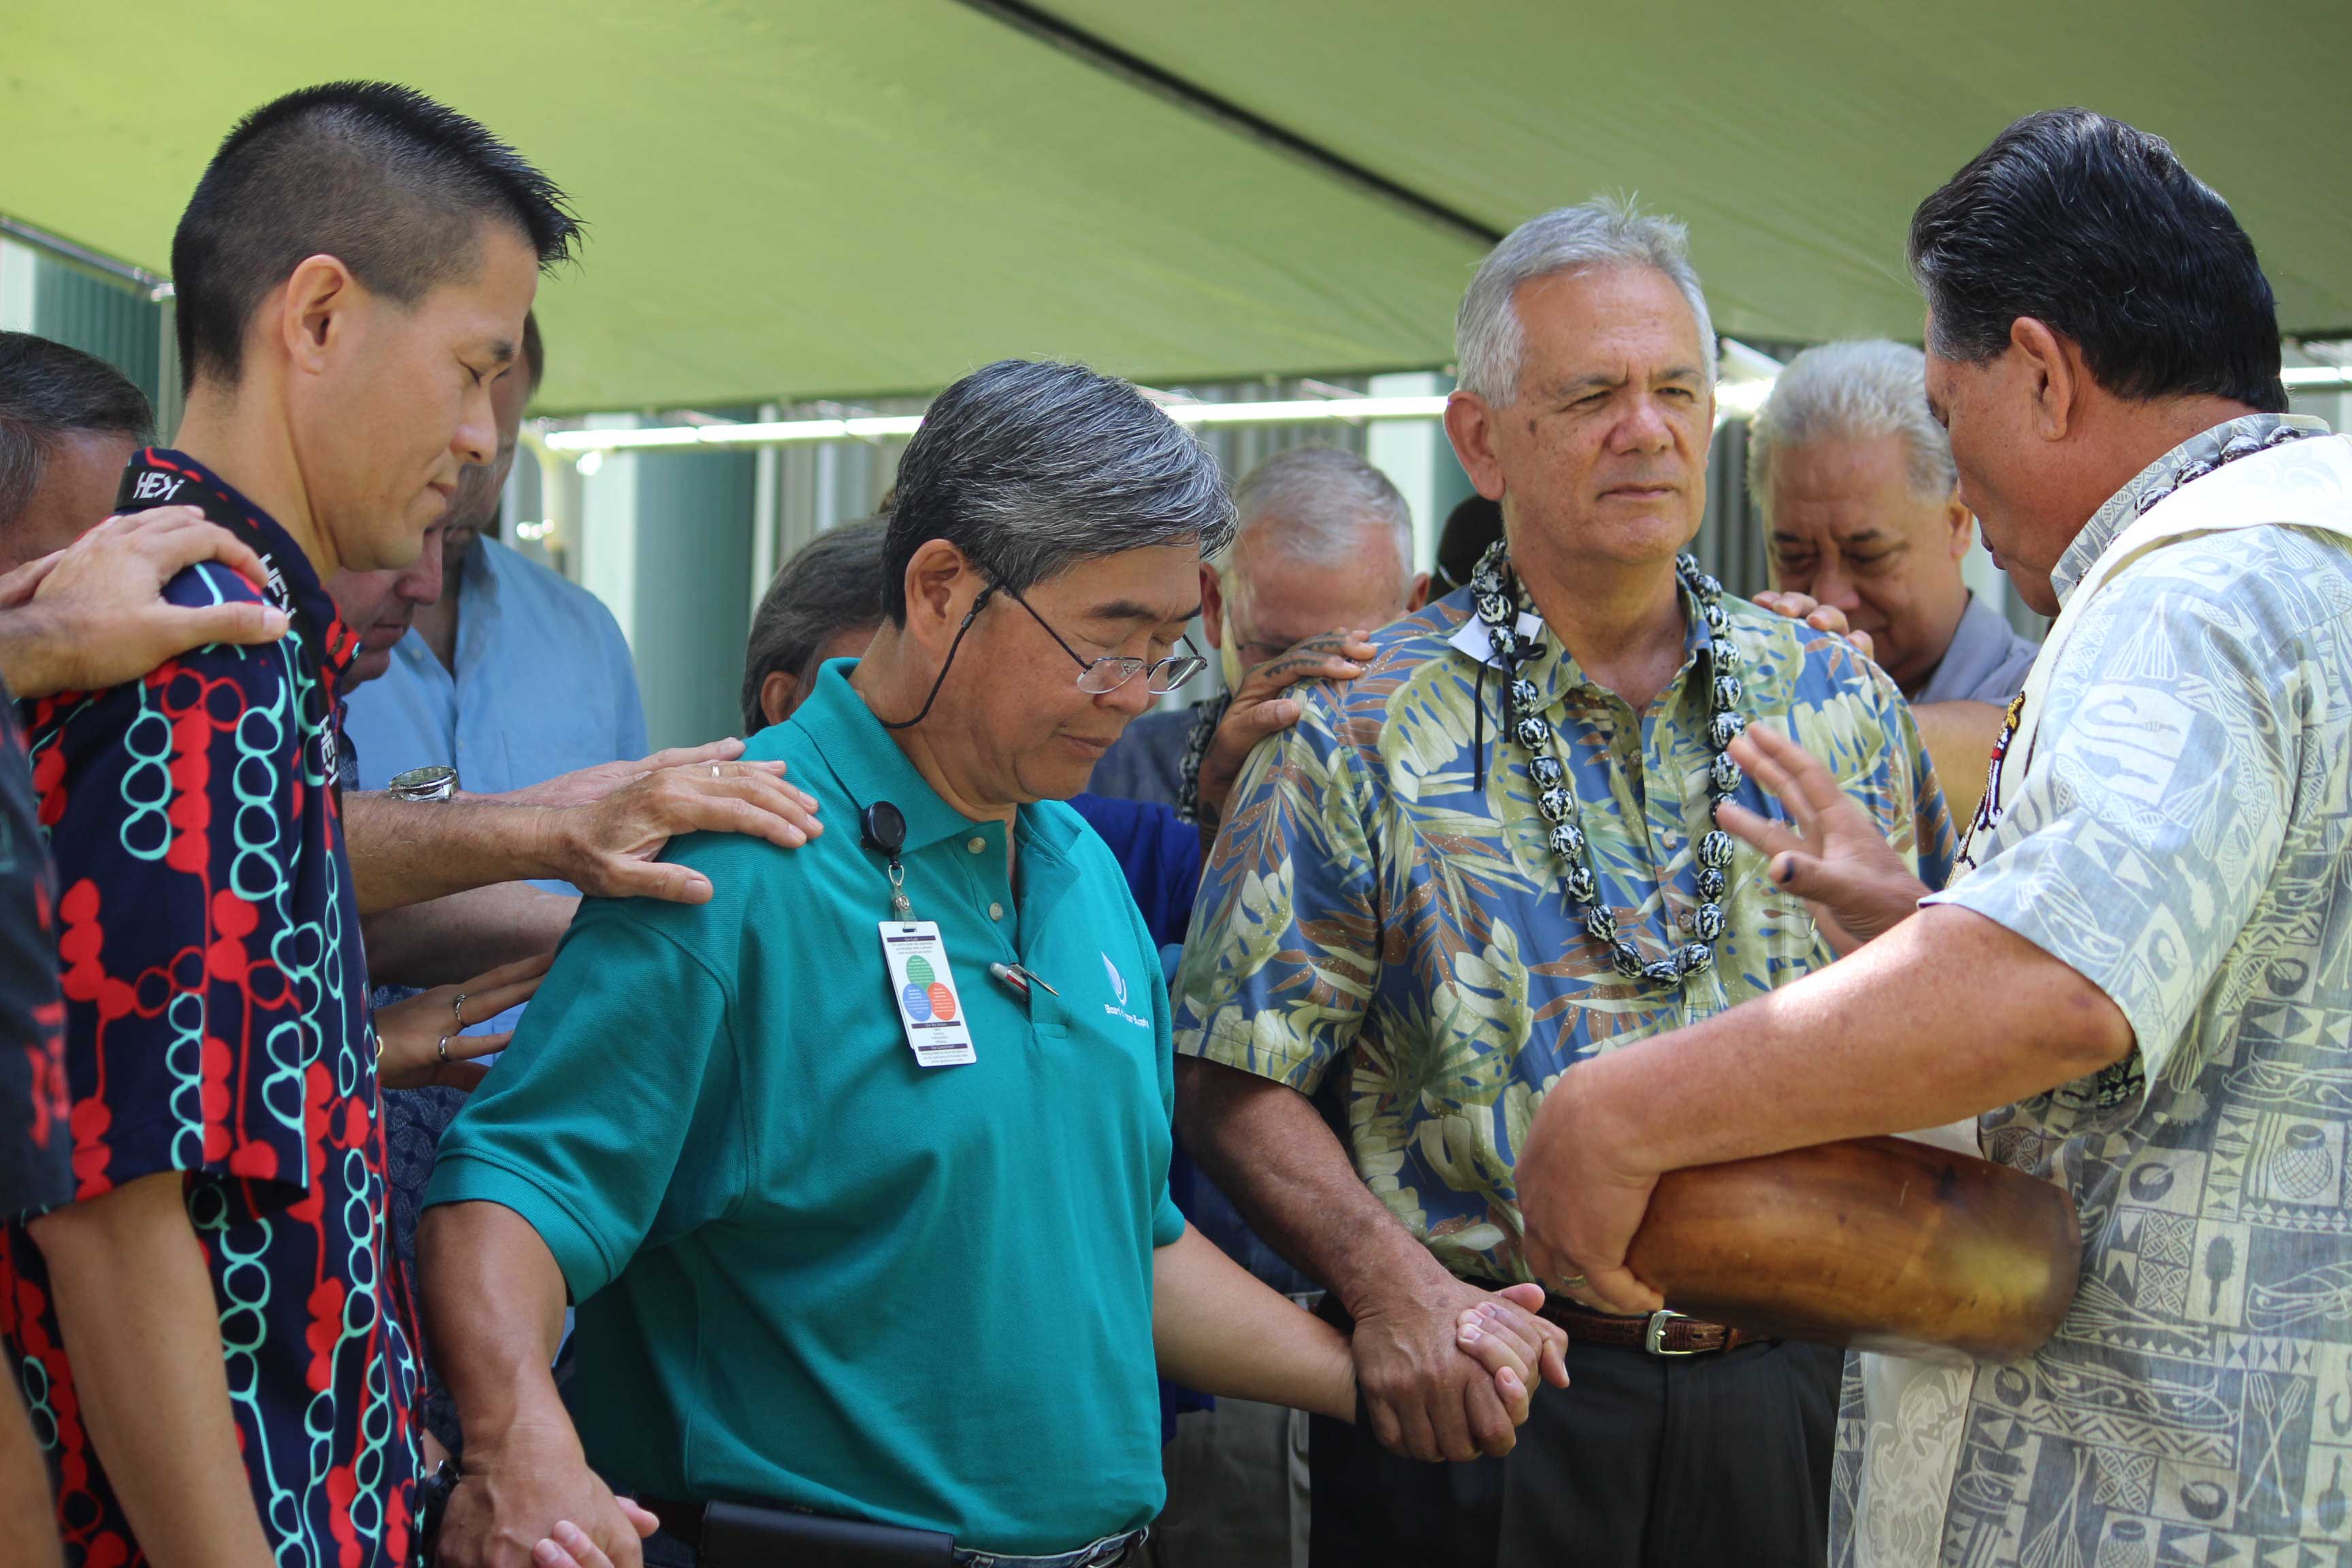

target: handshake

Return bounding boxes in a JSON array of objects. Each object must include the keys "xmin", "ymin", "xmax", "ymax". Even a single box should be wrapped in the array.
[{"xmin": 1354, "ymin": 1276, "xmax": 1572, "ymax": 1463}]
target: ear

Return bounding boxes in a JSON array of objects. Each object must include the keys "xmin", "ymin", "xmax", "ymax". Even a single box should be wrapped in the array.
[
  {"xmin": 2010, "ymin": 317, "xmax": 2079, "ymax": 442},
  {"xmin": 1942, "ymin": 489, "xmax": 1975, "ymax": 562},
  {"xmin": 1198, "ymin": 563, "xmax": 1226, "ymax": 648},
  {"xmin": 759, "ymin": 670, "xmax": 800, "ymax": 725},
  {"xmin": 1405, "ymin": 570, "xmax": 1432, "ymax": 612},
  {"xmin": 898, "ymin": 537, "xmax": 985, "ymax": 653},
  {"xmin": 1443, "ymin": 391, "xmax": 1509, "ymax": 501},
  {"xmin": 277, "ymin": 254, "xmax": 363, "ymax": 380}
]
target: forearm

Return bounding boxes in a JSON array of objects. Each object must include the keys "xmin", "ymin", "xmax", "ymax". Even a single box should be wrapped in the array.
[
  {"xmin": 1588, "ymin": 904, "xmax": 2132, "ymax": 1177},
  {"xmin": 1152, "ymin": 1226, "xmax": 1353, "ymax": 1419},
  {"xmin": 345, "ymin": 795, "xmax": 564, "ymax": 913},
  {"xmin": 1173, "ymin": 1058, "xmax": 1453, "ymax": 1313},
  {"xmin": 363, "ymin": 885, "xmax": 578, "ymax": 987},
  {"xmin": 29, "ymin": 1171, "xmax": 273, "ymax": 1568},
  {"xmin": 0, "ymin": 1379, "xmax": 62, "ymax": 1568},
  {"xmin": 420, "ymin": 1203, "xmax": 574, "ymax": 1452}
]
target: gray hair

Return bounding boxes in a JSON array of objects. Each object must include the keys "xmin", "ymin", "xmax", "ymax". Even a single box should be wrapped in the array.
[
  {"xmin": 1455, "ymin": 197, "xmax": 1715, "ymax": 405},
  {"xmin": 740, "ymin": 517, "xmax": 888, "ymax": 732},
  {"xmin": 883, "ymin": 359, "xmax": 1233, "ymax": 621},
  {"xmin": 1746, "ymin": 340, "xmax": 1958, "ymax": 522},
  {"xmin": 1226, "ymin": 446, "xmax": 1413, "ymax": 589}
]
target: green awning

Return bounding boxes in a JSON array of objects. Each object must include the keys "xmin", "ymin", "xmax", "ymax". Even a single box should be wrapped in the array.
[{"xmin": 7, "ymin": 1, "xmax": 2345, "ymax": 413}]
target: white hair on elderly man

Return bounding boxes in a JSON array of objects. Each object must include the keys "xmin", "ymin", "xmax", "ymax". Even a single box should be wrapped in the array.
[
  {"xmin": 1454, "ymin": 195, "xmax": 1716, "ymax": 406},
  {"xmin": 1744, "ymin": 340, "xmax": 1959, "ymax": 522},
  {"xmin": 1224, "ymin": 445, "xmax": 1414, "ymax": 590}
]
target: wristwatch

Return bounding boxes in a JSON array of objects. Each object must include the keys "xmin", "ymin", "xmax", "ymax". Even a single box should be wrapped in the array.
[{"xmin": 387, "ymin": 764, "xmax": 460, "ymax": 802}]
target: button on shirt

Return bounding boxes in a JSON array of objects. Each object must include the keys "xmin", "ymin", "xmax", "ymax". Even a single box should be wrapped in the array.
[
  {"xmin": 428, "ymin": 659, "xmax": 1185, "ymax": 1556},
  {"xmin": 343, "ymin": 534, "xmax": 647, "ymax": 798},
  {"xmin": 1173, "ymin": 587, "xmax": 1953, "ymax": 1284},
  {"xmin": 1837, "ymin": 415, "xmax": 2352, "ymax": 1566},
  {"xmin": 3, "ymin": 449, "xmax": 419, "ymax": 1566}
]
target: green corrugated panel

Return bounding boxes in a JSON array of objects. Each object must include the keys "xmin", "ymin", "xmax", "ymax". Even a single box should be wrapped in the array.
[{"xmin": 33, "ymin": 260, "xmax": 162, "ymax": 412}]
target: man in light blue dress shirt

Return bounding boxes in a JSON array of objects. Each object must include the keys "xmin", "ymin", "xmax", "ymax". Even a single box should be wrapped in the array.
[{"xmin": 344, "ymin": 312, "xmax": 649, "ymax": 808}]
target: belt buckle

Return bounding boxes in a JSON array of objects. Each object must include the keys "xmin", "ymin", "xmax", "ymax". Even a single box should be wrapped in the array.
[{"xmin": 1644, "ymin": 1308, "xmax": 1699, "ymax": 1356}]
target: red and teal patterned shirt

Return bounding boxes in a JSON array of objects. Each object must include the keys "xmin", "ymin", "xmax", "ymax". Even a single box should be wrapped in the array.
[{"xmin": 0, "ymin": 449, "xmax": 421, "ymax": 1567}]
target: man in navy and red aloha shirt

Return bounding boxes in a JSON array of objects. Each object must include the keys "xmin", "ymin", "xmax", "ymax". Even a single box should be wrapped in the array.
[{"xmin": 0, "ymin": 82, "xmax": 577, "ymax": 1566}]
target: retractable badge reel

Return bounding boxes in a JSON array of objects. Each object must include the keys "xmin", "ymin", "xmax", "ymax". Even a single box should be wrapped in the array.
[
  {"xmin": 862, "ymin": 801, "xmax": 913, "ymax": 919},
  {"xmin": 865, "ymin": 802, "xmax": 977, "ymax": 1067}
]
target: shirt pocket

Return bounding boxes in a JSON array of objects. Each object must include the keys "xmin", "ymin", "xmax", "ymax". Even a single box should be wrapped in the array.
[{"xmin": 1028, "ymin": 983, "xmax": 1071, "ymax": 1039}]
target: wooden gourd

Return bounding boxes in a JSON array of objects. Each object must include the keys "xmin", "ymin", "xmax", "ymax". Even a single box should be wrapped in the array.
[{"xmin": 1623, "ymin": 1134, "xmax": 2081, "ymax": 1362}]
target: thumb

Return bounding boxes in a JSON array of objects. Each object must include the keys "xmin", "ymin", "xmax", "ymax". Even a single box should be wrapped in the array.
[
  {"xmin": 1495, "ymin": 1281, "xmax": 1548, "ymax": 1315},
  {"xmin": 1584, "ymin": 1263, "xmax": 1664, "ymax": 1316},
  {"xmin": 166, "ymin": 601, "xmax": 291, "ymax": 650}
]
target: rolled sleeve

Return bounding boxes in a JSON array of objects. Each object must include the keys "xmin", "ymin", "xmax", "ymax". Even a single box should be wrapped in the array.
[
  {"xmin": 1925, "ymin": 581, "xmax": 2296, "ymax": 1090},
  {"xmin": 1171, "ymin": 691, "xmax": 1379, "ymax": 1094},
  {"xmin": 426, "ymin": 902, "xmax": 738, "ymax": 1302}
]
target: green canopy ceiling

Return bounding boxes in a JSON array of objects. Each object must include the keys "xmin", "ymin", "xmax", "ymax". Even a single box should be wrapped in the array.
[{"xmin": 6, "ymin": 1, "xmax": 2347, "ymax": 412}]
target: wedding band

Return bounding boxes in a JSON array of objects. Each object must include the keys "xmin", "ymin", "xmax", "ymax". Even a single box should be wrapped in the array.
[
  {"xmin": 1556, "ymin": 1274, "xmax": 1588, "ymax": 1292},
  {"xmin": 711, "ymin": 764, "xmax": 723, "ymax": 779},
  {"xmin": 437, "ymin": 1034, "xmax": 451, "ymax": 1064},
  {"xmin": 451, "ymin": 992, "xmax": 468, "ymax": 1023}
]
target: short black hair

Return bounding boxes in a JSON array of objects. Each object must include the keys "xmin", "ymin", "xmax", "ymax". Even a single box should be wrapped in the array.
[
  {"xmin": 0, "ymin": 331, "xmax": 154, "ymax": 530},
  {"xmin": 1909, "ymin": 109, "xmax": 2285, "ymax": 412},
  {"xmin": 173, "ymin": 80, "xmax": 580, "ymax": 393},
  {"xmin": 522, "ymin": 309, "xmax": 545, "ymax": 394},
  {"xmin": 741, "ymin": 518, "xmax": 890, "ymax": 732},
  {"xmin": 1433, "ymin": 493, "xmax": 1504, "ymax": 596},
  {"xmin": 883, "ymin": 359, "xmax": 1232, "ymax": 623}
]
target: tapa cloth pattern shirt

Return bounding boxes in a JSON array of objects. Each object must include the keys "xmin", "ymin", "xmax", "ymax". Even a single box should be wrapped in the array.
[
  {"xmin": 1171, "ymin": 583, "xmax": 1955, "ymax": 1282},
  {"xmin": 1, "ymin": 450, "xmax": 419, "ymax": 1567},
  {"xmin": 1912, "ymin": 592, "xmax": 2041, "ymax": 708},
  {"xmin": 1832, "ymin": 415, "xmax": 2352, "ymax": 1567}
]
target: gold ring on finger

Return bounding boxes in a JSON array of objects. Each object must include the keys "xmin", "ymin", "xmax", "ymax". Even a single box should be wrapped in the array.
[{"xmin": 1556, "ymin": 1273, "xmax": 1588, "ymax": 1292}]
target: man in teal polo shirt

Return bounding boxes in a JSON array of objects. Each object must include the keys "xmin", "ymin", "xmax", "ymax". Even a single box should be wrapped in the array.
[{"xmin": 421, "ymin": 360, "xmax": 1564, "ymax": 1568}]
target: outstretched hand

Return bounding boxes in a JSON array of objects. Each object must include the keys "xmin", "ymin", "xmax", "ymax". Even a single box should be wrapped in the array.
[
  {"xmin": 1194, "ymin": 630, "xmax": 1376, "ymax": 830},
  {"xmin": 1716, "ymin": 725, "xmax": 1928, "ymax": 956},
  {"xmin": 0, "ymin": 508, "xmax": 291, "ymax": 698}
]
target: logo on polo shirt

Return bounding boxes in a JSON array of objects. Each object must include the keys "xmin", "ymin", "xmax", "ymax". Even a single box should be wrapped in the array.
[{"xmin": 1100, "ymin": 952, "xmax": 1149, "ymax": 1031}]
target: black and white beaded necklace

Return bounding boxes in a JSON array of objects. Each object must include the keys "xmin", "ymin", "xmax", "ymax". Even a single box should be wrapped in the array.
[{"xmin": 1467, "ymin": 540, "xmax": 1747, "ymax": 990}]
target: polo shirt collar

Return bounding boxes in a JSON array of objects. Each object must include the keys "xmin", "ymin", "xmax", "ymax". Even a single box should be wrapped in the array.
[{"xmin": 789, "ymin": 658, "xmax": 1083, "ymax": 862}]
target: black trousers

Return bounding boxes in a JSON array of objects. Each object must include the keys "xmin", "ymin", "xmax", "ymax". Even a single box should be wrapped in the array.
[{"xmin": 1309, "ymin": 1337, "xmax": 1840, "ymax": 1568}]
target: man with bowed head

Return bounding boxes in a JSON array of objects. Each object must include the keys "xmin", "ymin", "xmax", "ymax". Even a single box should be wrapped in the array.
[{"xmin": 421, "ymin": 359, "xmax": 1562, "ymax": 1568}]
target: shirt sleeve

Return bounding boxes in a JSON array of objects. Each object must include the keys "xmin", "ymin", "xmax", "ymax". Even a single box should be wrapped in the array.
[
  {"xmin": 1923, "ymin": 568, "xmax": 2300, "ymax": 1095},
  {"xmin": 0, "ymin": 704, "xmax": 69, "ymax": 1222},
  {"xmin": 36, "ymin": 583, "xmax": 318, "ymax": 1203},
  {"xmin": 1137, "ymin": 898, "xmax": 1185, "ymax": 1250},
  {"xmin": 425, "ymin": 900, "xmax": 740, "ymax": 1301},
  {"xmin": 1170, "ymin": 687, "xmax": 1379, "ymax": 1094}
]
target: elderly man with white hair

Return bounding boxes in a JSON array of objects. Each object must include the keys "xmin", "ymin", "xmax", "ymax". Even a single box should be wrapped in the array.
[
  {"xmin": 1171, "ymin": 200, "xmax": 1954, "ymax": 1566},
  {"xmin": 1089, "ymin": 444, "xmax": 1426, "ymax": 820}
]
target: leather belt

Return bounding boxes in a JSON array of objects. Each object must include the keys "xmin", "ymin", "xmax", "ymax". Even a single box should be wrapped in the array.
[
  {"xmin": 1460, "ymin": 1278, "xmax": 1761, "ymax": 1356},
  {"xmin": 1544, "ymin": 1300, "xmax": 1761, "ymax": 1356}
]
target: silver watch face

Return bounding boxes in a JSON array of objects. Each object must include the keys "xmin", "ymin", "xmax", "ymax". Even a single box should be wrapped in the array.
[{"xmin": 387, "ymin": 765, "xmax": 459, "ymax": 802}]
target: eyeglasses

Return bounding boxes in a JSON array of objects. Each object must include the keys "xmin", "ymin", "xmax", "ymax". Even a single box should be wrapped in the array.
[{"xmin": 990, "ymin": 580, "xmax": 1207, "ymax": 695}]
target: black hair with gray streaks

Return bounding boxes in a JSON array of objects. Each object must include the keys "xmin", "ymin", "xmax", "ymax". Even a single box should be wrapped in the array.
[
  {"xmin": 0, "ymin": 331, "xmax": 154, "ymax": 532},
  {"xmin": 881, "ymin": 359, "xmax": 1233, "ymax": 623}
]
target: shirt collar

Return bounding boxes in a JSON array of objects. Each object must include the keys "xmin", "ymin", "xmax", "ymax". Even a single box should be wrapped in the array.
[
  {"xmin": 1447, "ymin": 570, "xmax": 1714, "ymax": 715},
  {"xmin": 116, "ymin": 447, "xmax": 357, "ymax": 679},
  {"xmin": 788, "ymin": 657, "xmax": 1080, "ymax": 859},
  {"xmin": 2052, "ymin": 412, "xmax": 2332, "ymax": 606}
]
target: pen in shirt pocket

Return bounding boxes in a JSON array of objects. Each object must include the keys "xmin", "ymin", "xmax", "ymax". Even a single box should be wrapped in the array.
[{"xmin": 987, "ymin": 962, "xmax": 1058, "ymax": 1000}]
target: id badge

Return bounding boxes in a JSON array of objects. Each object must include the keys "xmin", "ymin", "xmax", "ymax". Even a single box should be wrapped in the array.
[{"xmin": 879, "ymin": 921, "xmax": 977, "ymax": 1067}]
